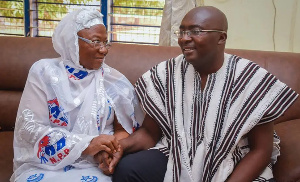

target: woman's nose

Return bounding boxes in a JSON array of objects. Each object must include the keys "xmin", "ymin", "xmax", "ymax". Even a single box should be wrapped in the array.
[{"xmin": 98, "ymin": 46, "xmax": 108, "ymax": 54}]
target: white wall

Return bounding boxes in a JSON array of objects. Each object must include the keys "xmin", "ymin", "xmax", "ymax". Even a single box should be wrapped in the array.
[{"xmin": 203, "ymin": 0, "xmax": 300, "ymax": 53}]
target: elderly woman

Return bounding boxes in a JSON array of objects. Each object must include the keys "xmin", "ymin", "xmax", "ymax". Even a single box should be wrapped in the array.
[{"xmin": 11, "ymin": 8, "xmax": 143, "ymax": 182}]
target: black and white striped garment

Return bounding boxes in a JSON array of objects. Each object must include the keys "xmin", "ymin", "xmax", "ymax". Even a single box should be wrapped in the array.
[{"xmin": 135, "ymin": 53, "xmax": 298, "ymax": 182}]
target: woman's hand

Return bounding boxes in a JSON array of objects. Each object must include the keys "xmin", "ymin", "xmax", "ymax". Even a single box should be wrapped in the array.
[{"xmin": 82, "ymin": 134, "xmax": 120, "ymax": 156}]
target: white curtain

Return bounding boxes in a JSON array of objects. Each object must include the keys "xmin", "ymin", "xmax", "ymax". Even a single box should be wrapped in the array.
[{"xmin": 159, "ymin": 0, "xmax": 204, "ymax": 46}]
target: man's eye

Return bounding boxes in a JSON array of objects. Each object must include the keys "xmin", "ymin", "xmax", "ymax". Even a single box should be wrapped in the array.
[
  {"xmin": 191, "ymin": 30, "xmax": 201, "ymax": 34},
  {"xmin": 93, "ymin": 40, "xmax": 101, "ymax": 43}
]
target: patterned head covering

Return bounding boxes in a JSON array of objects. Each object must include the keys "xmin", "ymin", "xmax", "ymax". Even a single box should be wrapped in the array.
[{"xmin": 52, "ymin": 8, "xmax": 104, "ymax": 68}]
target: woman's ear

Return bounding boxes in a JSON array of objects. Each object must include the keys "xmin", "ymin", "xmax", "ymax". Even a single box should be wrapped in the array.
[{"xmin": 218, "ymin": 32, "xmax": 227, "ymax": 45}]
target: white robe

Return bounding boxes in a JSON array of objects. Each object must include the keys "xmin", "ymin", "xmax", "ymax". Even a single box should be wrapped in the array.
[
  {"xmin": 11, "ymin": 8, "xmax": 144, "ymax": 182},
  {"xmin": 12, "ymin": 59, "xmax": 144, "ymax": 182}
]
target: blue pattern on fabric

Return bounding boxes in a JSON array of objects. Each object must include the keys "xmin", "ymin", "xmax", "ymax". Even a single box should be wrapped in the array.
[
  {"xmin": 65, "ymin": 65, "xmax": 88, "ymax": 80},
  {"xmin": 64, "ymin": 165, "xmax": 75, "ymax": 172},
  {"xmin": 47, "ymin": 97, "xmax": 68, "ymax": 127},
  {"xmin": 81, "ymin": 176, "xmax": 98, "ymax": 182},
  {"xmin": 106, "ymin": 100, "xmax": 112, "ymax": 120},
  {"xmin": 96, "ymin": 99, "xmax": 112, "ymax": 131},
  {"xmin": 27, "ymin": 173, "xmax": 44, "ymax": 182}
]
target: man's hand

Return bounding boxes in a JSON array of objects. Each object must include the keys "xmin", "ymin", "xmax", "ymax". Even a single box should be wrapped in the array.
[
  {"xmin": 108, "ymin": 145, "xmax": 124, "ymax": 174},
  {"xmin": 95, "ymin": 151, "xmax": 112, "ymax": 175},
  {"xmin": 94, "ymin": 114, "xmax": 162, "ymax": 175},
  {"xmin": 95, "ymin": 145, "xmax": 123, "ymax": 175}
]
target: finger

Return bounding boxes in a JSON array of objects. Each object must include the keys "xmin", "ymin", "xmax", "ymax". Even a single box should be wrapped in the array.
[
  {"xmin": 99, "ymin": 162, "xmax": 107, "ymax": 169},
  {"xmin": 102, "ymin": 135, "xmax": 119, "ymax": 153},
  {"xmin": 97, "ymin": 154, "xmax": 103, "ymax": 164},
  {"xmin": 98, "ymin": 145, "xmax": 113, "ymax": 154},
  {"xmin": 99, "ymin": 163, "xmax": 111, "ymax": 176},
  {"xmin": 108, "ymin": 137, "xmax": 119, "ymax": 153},
  {"xmin": 101, "ymin": 137, "xmax": 117, "ymax": 153},
  {"xmin": 100, "ymin": 151, "xmax": 109, "ymax": 159},
  {"xmin": 110, "ymin": 137, "xmax": 119, "ymax": 152},
  {"xmin": 95, "ymin": 151, "xmax": 109, "ymax": 164},
  {"xmin": 100, "ymin": 163, "xmax": 113, "ymax": 175},
  {"xmin": 104, "ymin": 155, "xmax": 111, "ymax": 166},
  {"xmin": 109, "ymin": 154, "xmax": 121, "ymax": 173},
  {"xmin": 106, "ymin": 157, "xmax": 112, "ymax": 166}
]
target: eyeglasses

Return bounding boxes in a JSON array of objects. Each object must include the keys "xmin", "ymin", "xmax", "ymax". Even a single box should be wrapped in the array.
[
  {"xmin": 174, "ymin": 28, "xmax": 226, "ymax": 38},
  {"xmin": 78, "ymin": 36, "xmax": 111, "ymax": 50}
]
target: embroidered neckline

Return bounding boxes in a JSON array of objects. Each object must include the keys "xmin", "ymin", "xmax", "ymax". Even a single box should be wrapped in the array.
[{"xmin": 65, "ymin": 65, "xmax": 88, "ymax": 80}]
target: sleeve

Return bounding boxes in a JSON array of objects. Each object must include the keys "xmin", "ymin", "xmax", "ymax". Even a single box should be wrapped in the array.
[
  {"xmin": 13, "ymin": 63, "xmax": 95, "ymax": 171},
  {"xmin": 259, "ymin": 84, "xmax": 298, "ymax": 125},
  {"xmin": 104, "ymin": 65, "xmax": 145, "ymax": 134},
  {"xmin": 134, "ymin": 61, "xmax": 171, "ymax": 137}
]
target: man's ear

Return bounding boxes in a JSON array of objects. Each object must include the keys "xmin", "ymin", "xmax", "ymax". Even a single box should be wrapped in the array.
[{"xmin": 218, "ymin": 32, "xmax": 227, "ymax": 45}]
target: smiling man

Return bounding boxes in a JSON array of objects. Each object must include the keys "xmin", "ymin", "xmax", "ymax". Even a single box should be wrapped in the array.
[
  {"xmin": 176, "ymin": 6, "xmax": 227, "ymax": 90},
  {"xmin": 107, "ymin": 6, "xmax": 299, "ymax": 182}
]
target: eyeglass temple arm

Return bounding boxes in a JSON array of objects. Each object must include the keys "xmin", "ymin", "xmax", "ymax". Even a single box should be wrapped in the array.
[{"xmin": 201, "ymin": 30, "xmax": 227, "ymax": 33}]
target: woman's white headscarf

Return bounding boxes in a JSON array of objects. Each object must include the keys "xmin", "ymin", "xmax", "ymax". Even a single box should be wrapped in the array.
[
  {"xmin": 50, "ymin": 8, "xmax": 144, "ymax": 133},
  {"xmin": 52, "ymin": 8, "xmax": 104, "ymax": 68}
]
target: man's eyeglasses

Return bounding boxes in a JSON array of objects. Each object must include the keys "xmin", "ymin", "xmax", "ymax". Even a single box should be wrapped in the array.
[
  {"xmin": 78, "ymin": 36, "xmax": 111, "ymax": 50},
  {"xmin": 174, "ymin": 28, "xmax": 226, "ymax": 38}
]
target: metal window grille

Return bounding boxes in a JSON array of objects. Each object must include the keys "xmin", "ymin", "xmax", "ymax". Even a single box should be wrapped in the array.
[
  {"xmin": 0, "ymin": 0, "xmax": 24, "ymax": 36},
  {"xmin": 32, "ymin": 0, "xmax": 100, "ymax": 37},
  {"xmin": 0, "ymin": 0, "xmax": 165, "ymax": 45},
  {"xmin": 108, "ymin": 0, "xmax": 164, "ymax": 45}
]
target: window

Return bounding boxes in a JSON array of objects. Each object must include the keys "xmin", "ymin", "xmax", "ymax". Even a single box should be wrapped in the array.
[
  {"xmin": 0, "ymin": 0, "xmax": 165, "ymax": 45},
  {"xmin": 0, "ymin": 0, "xmax": 24, "ymax": 36},
  {"xmin": 32, "ymin": 0, "xmax": 100, "ymax": 37},
  {"xmin": 108, "ymin": 0, "xmax": 164, "ymax": 45}
]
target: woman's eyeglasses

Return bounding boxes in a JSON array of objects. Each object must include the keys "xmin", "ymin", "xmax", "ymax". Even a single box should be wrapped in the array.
[{"xmin": 78, "ymin": 36, "xmax": 111, "ymax": 50}]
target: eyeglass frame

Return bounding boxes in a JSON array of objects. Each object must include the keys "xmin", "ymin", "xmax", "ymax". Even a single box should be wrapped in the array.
[
  {"xmin": 174, "ymin": 28, "xmax": 226, "ymax": 38},
  {"xmin": 78, "ymin": 36, "xmax": 111, "ymax": 49}
]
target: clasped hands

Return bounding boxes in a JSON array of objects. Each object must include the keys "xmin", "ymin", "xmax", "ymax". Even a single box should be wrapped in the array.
[
  {"xmin": 82, "ymin": 134, "xmax": 123, "ymax": 175},
  {"xmin": 94, "ymin": 148, "xmax": 123, "ymax": 175}
]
